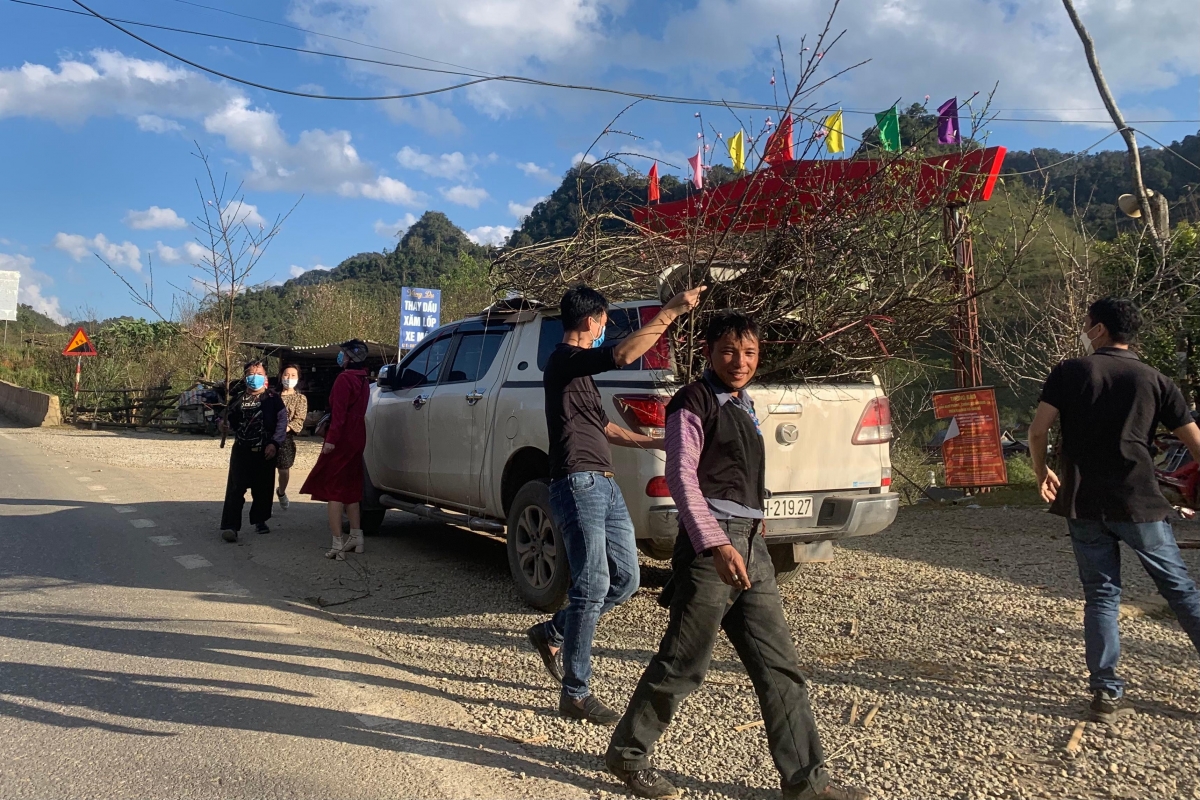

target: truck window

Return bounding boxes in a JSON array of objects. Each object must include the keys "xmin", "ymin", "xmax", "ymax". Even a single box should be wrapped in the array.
[
  {"xmin": 536, "ymin": 308, "xmax": 645, "ymax": 372},
  {"xmin": 397, "ymin": 334, "xmax": 452, "ymax": 389},
  {"xmin": 444, "ymin": 330, "xmax": 507, "ymax": 384}
]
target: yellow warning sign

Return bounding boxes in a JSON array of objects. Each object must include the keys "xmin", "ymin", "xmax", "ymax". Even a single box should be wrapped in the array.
[{"xmin": 62, "ymin": 327, "xmax": 98, "ymax": 357}]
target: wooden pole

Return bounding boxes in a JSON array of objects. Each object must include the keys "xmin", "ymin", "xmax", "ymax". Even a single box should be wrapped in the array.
[{"xmin": 944, "ymin": 207, "xmax": 982, "ymax": 389}]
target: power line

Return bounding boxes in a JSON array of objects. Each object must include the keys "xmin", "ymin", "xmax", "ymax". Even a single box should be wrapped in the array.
[
  {"xmin": 16, "ymin": 0, "xmax": 1200, "ymax": 125},
  {"xmin": 1132, "ymin": 129, "xmax": 1200, "ymax": 177}
]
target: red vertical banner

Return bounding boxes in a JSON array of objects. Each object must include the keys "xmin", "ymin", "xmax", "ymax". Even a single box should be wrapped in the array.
[{"xmin": 932, "ymin": 386, "xmax": 1008, "ymax": 487}]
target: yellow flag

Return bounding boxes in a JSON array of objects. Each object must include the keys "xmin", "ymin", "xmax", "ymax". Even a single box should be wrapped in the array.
[
  {"xmin": 727, "ymin": 130, "xmax": 746, "ymax": 172},
  {"xmin": 823, "ymin": 110, "xmax": 844, "ymax": 154}
]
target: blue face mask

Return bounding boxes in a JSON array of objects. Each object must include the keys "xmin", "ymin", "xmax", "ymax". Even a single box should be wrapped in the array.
[
  {"xmin": 245, "ymin": 374, "xmax": 266, "ymax": 391},
  {"xmin": 337, "ymin": 351, "xmax": 345, "ymax": 367},
  {"xmin": 592, "ymin": 327, "xmax": 606, "ymax": 349}
]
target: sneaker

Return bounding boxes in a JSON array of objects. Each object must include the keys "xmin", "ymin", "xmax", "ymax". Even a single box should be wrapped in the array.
[
  {"xmin": 255, "ymin": 523, "xmax": 270, "ymax": 535},
  {"xmin": 277, "ymin": 490, "xmax": 289, "ymax": 510},
  {"xmin": 607, "ymin": 764, "xmax": 681, "ymax": 799},
  {"xmin": 526, "ymin": 623, "xmax": 563, "ymax": 684},
  {"xmin": 559, "ymin": 693, "xmax": 620, "ymax": 726},
  {"xmin": 1088, "ymin": 690, "xmax": 1135, "ymax": 724},
  {"xmin": 221, "ymin": 529, "xmax": 238, "ymax": 543}
]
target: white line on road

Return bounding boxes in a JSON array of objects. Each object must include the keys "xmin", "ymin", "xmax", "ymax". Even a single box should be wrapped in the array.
[
  {"xmin": 112, "ymin": 506, "xmax": 137, "ymax": 513},
  {"xmin": 206, "ymin": 580, "xmax": 250, "ymax": 596},
  {"xmin": 129, "ymin": 519, "xmax": 157, "ymax": 529},
  {"xmin": 148, "ymin": 535, "xmax": 180, "ymax": 546},
  {"xmin": 76, "ymin": 476, "xmax": 92, "ymax": 482},
  {"xmin": 87, "ymin": 485, "xmax": 107, "ymax": 491},
  {"xmin": 174, "ymin": 554, "xmax": 212, "ymax": 569}
]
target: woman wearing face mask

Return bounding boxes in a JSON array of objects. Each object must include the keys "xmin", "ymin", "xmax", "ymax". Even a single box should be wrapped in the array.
[
  {"xmin": 301, "ymin": 339, "xmax": 371, "ymax": 559},
  {"xmin": 218, "ymin": 359, "xmax": 287, "ymax": 543},
  {"xmin": 275, "ymin": 364, "xmax": 308, "ymax": 510}
]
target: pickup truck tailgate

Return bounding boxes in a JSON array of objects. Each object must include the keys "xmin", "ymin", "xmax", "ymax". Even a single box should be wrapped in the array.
[{"xmin": 755, "ymin": 383, "xmax": 887, "ymax": 493}]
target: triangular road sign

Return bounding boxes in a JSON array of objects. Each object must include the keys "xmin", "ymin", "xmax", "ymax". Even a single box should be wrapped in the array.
[{"xmin": 62, "ymin": 327, "xmax": 98, "ymax": 357}]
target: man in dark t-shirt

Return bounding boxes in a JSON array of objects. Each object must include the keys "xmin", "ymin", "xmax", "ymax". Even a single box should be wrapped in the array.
[
  {"xmin": 1030, "ymin": 297, "xmax": 1200, "ymax": 724},
  {"xmin": 527, "ymin": 283, "xmax": 704, "ymax": 726}
]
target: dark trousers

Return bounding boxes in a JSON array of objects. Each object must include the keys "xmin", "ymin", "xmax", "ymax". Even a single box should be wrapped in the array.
[
  {"xmin": 607, "ymin": 520, "xmax": 828, "ymax": 798},
  {"xmin": 220, "ymin": 445, "xmax": 276, "ymax": 531}
]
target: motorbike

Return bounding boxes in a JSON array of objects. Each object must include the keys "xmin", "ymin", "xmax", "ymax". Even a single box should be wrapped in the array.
[{"xmin": 1155, "ymin": 428, "xmax": 1199, "ymax": 515}]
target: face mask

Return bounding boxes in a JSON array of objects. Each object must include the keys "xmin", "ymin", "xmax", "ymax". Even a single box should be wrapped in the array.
[
  {"xmin": 282, "ymin": 377, "xmax": 298, "ymax": 390},
  {"xmin": 245, "ymin": 374, "xmax": 266, "ymax": 391},
  {"xmin": 337, "ymin": 351, "xmax": 345, "ymax": 367},
  {"xmin": 591, "ymin": 322, "xmax": 606, "ymax": 349},
  {"xmin": 1079, "ymin": 325, "xmax": 1097, "ymax": 356}
]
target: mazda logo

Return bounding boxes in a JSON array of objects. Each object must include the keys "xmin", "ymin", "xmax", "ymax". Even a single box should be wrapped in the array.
[{"xmin": 776, "ymin": 423, "xmax": 800, "ymax": 445}]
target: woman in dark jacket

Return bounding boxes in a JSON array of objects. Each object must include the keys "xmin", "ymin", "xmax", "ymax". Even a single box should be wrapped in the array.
[{"xmin": 301, "ymin": 339, "xmax": 370, "ymax": 559}]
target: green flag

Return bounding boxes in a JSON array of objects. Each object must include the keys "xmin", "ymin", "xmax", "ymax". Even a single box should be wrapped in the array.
[{"xmin": 875, "ymin": 106, "xmax": 900, "ymax": 152}]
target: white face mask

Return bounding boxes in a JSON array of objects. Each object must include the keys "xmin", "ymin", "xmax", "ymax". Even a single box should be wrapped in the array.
[
  {"xmin": 282, "ymin": 377, "xmax": 298, "ymax": 389},
  {"xmin": 1079, "ymin": 325, "xmax": 1098, "ymax": 356}
]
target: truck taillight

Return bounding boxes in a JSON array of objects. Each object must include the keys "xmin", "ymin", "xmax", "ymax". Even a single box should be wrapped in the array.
[
  {"xmin": 852, "ymin": 397, "xmax": 892, "ymax": 445},
  {"xmin": 637, "ymin": 305, "xmax": 671, "ymax": 370},
  {"xmin": 614, "ymin": 394, "xmax": 667, "ymax": 437},
  {"xmin": 881, "ymin": 466, "xmax": 892, "ymax": 487},
  {"xmin": 646, "ymin": 476, "xmax": 671, "ymax": 497}
]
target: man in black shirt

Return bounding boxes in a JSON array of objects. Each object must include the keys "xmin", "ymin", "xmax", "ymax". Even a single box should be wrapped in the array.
[
  {"xmin": 1030, "ymin": 297, "xmax": 1200, "ymax": 723},
  {"xmin": 528, "ymin": 283, "xmax": 704, "ymax": 726},
  {"xmin": 219, "ymin": 360, "xmax": 287, "ymax": 542}
]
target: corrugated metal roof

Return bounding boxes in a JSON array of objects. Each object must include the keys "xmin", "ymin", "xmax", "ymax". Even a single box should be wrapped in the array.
[{"xmin": 240, "ymin": 339, "xmax": 400, "ymax": 360}]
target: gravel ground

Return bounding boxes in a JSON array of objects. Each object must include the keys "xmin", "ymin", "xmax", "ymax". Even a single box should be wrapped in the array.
[{"xmin": 8, "ymin": 422, "xmax": 1200, "ymax": 799}]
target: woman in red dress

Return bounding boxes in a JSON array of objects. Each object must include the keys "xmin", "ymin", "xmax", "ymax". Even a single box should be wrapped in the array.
[{"xmin": 302, "ymin": 339, "xmax": 371, "ymax": 560}]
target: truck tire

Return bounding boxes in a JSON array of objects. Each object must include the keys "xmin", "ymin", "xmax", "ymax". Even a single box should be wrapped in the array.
[
  {"xmin": 768, "ymin": 543, "xmax": 802, "ymax": 586},
  {"xmin": 360, "ymin": 508, "xmax": 386, "ymax": 536},
  {"xmin": 637, "ymin": 539, "xmax": 675, "ymax": 561},
  {"xmin": 506, "ymin": 480, "xmax": 569, "ymax": 611}
]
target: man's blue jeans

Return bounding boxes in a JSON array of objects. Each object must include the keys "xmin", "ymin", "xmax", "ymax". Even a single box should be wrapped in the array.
[
  {"xmin": 1068, "ymin": 519, "xmax": 1200, "ymax": 696},
  {"xmin": 542, "ymin": 471, "xmax": 639, "ymax": 700}
]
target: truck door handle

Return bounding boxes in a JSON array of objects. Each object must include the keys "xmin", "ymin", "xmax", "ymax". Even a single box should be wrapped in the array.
[
  {"xmin": 412, "ymin": 394, "xmax": 429, "ymax": 408},
  {"xmin": 466, "ymin": 390, "xmax": 484, "ymax": 405}
]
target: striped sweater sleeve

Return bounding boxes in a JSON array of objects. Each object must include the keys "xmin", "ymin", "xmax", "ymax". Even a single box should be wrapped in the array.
[{"xmin": 665, "ymin": 408, "xmax": 732, "ymax": 554}]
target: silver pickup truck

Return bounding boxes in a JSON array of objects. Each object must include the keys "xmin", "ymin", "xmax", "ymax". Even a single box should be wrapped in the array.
[{"xmin": 361, "ymin": 299, "xmax": 898, "ymax": 610}]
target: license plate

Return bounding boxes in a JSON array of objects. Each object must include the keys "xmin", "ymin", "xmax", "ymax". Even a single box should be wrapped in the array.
[{"xmin": 764, "ymin": 495, "xmax": 813, "ymax": 519}]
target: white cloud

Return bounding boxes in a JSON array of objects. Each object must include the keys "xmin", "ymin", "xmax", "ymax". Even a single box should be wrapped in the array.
[
  {"xmin": 571, "ymin": 152, "xmax": 598, "ymax": 167},
  {"xmin": 508, "ymin": 197, "xmax": 545, "ymax": 220},
  {"xmin": 53, "ymin": 233, "xmax": 142, "ymax": 271},
  {"xmin": 517, "ymin": 161, "xmax": 557, "ymax": 181},
  {"xmin": 0, "ymin": 252, "xmax": 67, "ymax": 324},
  {"xmin": 466, "ymin": 225, "xmax": 513, "ymax": 247},
  {"xmin": 124, "ymin": 206, "xmax": 187, "ymax": 230},
  {"xmin": 380, "ymin": 97, "xmax": 464, "ymax": 135},
  {"xmin": 289, "ymin": 264, "xmax": 330, "ymax": 278},
  {"xmin": 374, "ymin": 213, "xmax": 419, "ymax": 238},
  {"xmin": 440, "ymin": 185, "xmax": 490, "ymax": 208},
  {"xmin": 136, "ymin": 114, "xmax": 183, "ymax": 133},
  {"xmin": 153, "ymin": 241, "xmax": 207, "ymax": 265},
  {"xmin": 351, "ymin": 176, "xmax": 425, "ymax": 206},
  {"xmin": 396, "ymin": 147, "xmax": 475, "ymax": 180},
  {"xmin": 220, "ymin": 200, "xmax": 268, "ymax": 229}
]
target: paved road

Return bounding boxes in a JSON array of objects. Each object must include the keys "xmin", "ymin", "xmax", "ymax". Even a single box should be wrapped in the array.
[{"xmin": 0, "ymin": 424, "xmax": 579, "ymax": 799}]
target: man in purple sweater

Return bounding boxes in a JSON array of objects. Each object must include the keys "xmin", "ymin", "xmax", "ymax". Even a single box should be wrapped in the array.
[{"xmin": 605, "ymin": 311, "xmax": 867, "ymax": 800}]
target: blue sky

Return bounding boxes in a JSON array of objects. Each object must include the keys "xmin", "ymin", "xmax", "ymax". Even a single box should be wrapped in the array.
[{"xmin": 1, "ymin": 0, "xmax": 1197, "ymax": 323}]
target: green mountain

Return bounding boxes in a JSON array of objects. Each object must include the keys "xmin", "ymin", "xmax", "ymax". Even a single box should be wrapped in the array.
[{"xmin": 13, "ymin": 304, "xmax": 66, "ymax": 334}]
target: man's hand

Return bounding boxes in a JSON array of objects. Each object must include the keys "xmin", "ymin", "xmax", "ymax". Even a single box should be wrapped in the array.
[
  {"xmin": 664, "ymin": 285, "xmax": 706, "ymax": 317},
  {"xmin": 264, "ymin": 444, "xmax": 277, "ymax": 460},
  {"xmin": 711, "ymin": 543, "xmax": 751, "ymax": 590},
  {"xmin": 322, "ymin": 442, "xmax": 336, "ymax": 455},
  {"xmin": 1037, "ymin": 466, "xmax": 1060, "ymax": 503},
  {"xmin": 218, "ymin": 420, "xmax": 230, "ymax": 435}
]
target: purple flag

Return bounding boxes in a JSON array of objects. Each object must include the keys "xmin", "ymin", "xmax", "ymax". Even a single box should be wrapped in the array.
[{"xmin": 937, "ymin": 97, "xmax": 960, "ymax": 145}]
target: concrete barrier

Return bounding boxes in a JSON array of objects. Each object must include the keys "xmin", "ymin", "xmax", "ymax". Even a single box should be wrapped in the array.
[{"xmin": 0, "ymin": 379, "xmax": 63, "ymax": 427}]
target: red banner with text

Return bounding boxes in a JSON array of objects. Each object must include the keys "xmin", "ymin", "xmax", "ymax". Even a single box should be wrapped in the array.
[{"xmin": 932, "ymin": 386, "xmax": 1008, "ymax": 488}]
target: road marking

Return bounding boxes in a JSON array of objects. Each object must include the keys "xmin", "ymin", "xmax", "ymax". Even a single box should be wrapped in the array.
[
  {"xmin": 87, "ymin": 485, "xmax": 107, "ymax": 491},
  {"xmin": 100, "ymin": 496, "xmax": 120, "ymax": 503},
  {"xmin": 174, "ymin": 554, "xmax": 212, "ymax": 569},
  {"xmin": 148, "ymin": 535, "xmax": 180, "ymax": 546},
  {"xmin": 112, "ymin": 506, "xmax": 137, "ymax": 513},
  {"xmin": 206, "ymin": 580, "xmax": 250, "ymax": 596},
  {"xmin": 76, "ymin": 476, "xmax": 92, "ymax": 482},
  {"xmin": 129, "ymin": 518, "xmax": 157, "ymax": 529},
  {"xmin": 354, "ymin": 714, "xmax": 400, "ymax": 729}
]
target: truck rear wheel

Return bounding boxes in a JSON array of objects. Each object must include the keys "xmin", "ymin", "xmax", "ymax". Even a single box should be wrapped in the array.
[
  {"xmin": 768, "ymin": 543, "xmax": 802, "ymax": 586},
  {"xmin": 506, "ymin": 480, "xmax": 569, "ymax": 611},
  {"xmin": 360, "ymin": 508, "xmax": 386, "ymax": 536}
]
